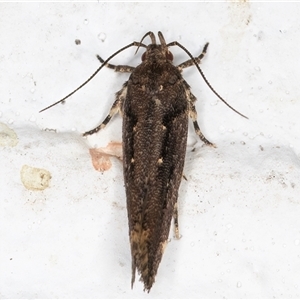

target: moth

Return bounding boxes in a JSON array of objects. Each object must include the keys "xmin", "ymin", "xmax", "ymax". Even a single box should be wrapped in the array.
[{"xmin": 40, "ymin": 31, "xmax": 247, "ymax": 292}]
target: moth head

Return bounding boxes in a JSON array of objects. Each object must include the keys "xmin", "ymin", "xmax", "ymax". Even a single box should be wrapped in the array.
[
  {"xmin": 141, "ymin": 45, "xmax": 173, "ymax": 62},
  {"xmin": 140, "ymin": 31, "xmax": 173, "ymax": 62}
]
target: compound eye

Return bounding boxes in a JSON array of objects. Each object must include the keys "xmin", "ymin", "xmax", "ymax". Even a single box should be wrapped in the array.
[
  {"xmin": 166, "ymin": 51, "xmax": 173, "ymax": 61},
  {"xmin": 142, "ymin": 52, "xmax": 147, "ymax": 61}
]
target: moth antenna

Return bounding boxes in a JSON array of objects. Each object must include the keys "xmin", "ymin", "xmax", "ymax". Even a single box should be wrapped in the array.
[
  {"xmin": 40, "ymin": 41, "xmax": 147, "ymax": 113},
  {"xmin": 167, "ymin": 41, "xmax": 248, "ymax": 119},
  {"xmin": 134, "ymin": 31, "xmax": 155, "ymax": 55}
]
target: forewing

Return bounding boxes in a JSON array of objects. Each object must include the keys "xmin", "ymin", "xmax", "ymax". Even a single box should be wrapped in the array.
[{"xmin": 122, "ymin": 61, "xmax": 189, "ymax": 291}]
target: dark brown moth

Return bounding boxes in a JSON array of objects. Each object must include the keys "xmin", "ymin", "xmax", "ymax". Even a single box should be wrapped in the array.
[{"xmin": 40, "ymin": 31, "xmax": 247, "ymax": 292}]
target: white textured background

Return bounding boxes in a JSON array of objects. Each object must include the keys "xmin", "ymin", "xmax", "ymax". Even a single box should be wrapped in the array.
[{"xmin": 1, "ymin": 2, "xmax": 300, "ymax": 298}]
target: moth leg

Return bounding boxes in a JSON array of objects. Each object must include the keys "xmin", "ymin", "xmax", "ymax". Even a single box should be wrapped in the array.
[
  {"xmin": 186, "ymin": 86, "xmax": 216, "ymax": 147},
  {"xmin": 191, "ymin": 108, "xmax": 215, "ymax": 147},
  {"xmin": 83, "ymin": 83, "xmax": 127, "ymax": 136},
  {"xmin": 173, "ymin": 203, "xmax": 181, "ymax": 239},
  {"xmin": 177, "ymin": 42, "xmax": 209, "ymax": 70},
  {"xmin": 97, "ymin": 55, "xmax": 135, "ymax": 73}
]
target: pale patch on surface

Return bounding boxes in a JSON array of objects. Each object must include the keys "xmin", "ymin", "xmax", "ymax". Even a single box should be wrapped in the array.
[
  {"xmin": 89, "ymin": 142, "xmax": 122, "ymax": 172},
  {"xmin": 0, "ymin": 122, "xmax": 18, "ymax": 147},
  {"xmin": 20, "ymin": 165, "xmax": 52, "ymax": 191},
  {"xmin": 220, "ymin": 1, "xmax": 251, "ymax": 60}
]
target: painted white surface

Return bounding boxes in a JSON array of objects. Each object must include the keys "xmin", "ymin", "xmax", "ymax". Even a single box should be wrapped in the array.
[{"xmin": 1, "ymin": 2, "xmax": 300, "ymax": 298}]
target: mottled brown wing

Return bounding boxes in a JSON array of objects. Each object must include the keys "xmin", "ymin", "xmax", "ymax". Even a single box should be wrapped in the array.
[{"xmin": 122, "ymin": 60, "xmax": 189, "ymax": 291}]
